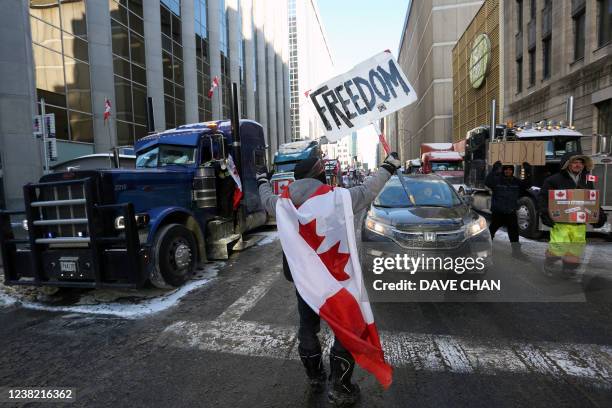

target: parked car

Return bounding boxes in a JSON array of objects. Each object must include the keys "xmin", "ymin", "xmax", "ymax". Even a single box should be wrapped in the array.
[{"xmin": 361, "ymin": 174, "xmax": 492, "ymax": 276}]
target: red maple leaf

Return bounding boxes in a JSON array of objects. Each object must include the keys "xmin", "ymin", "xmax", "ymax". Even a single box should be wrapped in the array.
[
  {"xmin": 299, "ymin": 219, "xmax": 350, "ymax": 281},
  {"xmin": 556, "ymin": 191, "xmax": 565, "ymax": 198}
]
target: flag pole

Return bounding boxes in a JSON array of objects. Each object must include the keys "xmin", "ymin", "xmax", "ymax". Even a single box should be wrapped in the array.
[{"xmin": 371, "ymin": 121, "xmax": 412, "ymax": 201}]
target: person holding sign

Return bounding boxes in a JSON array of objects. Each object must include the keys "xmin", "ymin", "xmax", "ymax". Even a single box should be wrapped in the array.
[
  {"xmin": 485, "ymin": 161, "xmax": 531, "ymax": 259},
  {"xmin": 256, "ymin": 153, "xmax": 400, "ymax": 405},
  {"xmin": 538, "ymin": 153, "xmax": 607, "ymax": 276}
]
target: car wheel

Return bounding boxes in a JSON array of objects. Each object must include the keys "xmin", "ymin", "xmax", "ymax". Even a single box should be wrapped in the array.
[
  {"xmin": 517, "ymin": 197, "xmax": 542, "ymax": 239},
  {"xmin": 149, "ymin": 223, "xmax": 197, "ymax": 289}
]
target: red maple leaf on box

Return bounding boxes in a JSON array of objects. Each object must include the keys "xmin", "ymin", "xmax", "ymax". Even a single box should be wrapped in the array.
[{"xmin": 299, "ymin": 219, "xmax": 350, "ymax": 281}]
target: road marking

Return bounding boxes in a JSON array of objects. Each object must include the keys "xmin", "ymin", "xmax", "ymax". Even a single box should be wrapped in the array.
[
  {"xmin": 160, "ymin": 318, "xmax": 612, "ymax": 389},
  {"xmin": 215, "ymin": 270, "xmax": 280, "ymax": 322}
]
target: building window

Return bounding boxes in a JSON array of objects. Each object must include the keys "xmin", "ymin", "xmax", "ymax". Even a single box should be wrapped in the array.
[
  {"xmin": 597, "ymin": 99, "xmax": 612, "ymax": 135},
  {"xmin": 288, "ymin": 0, "xmax": 299, "ymax": 140},
  {"xmin": 528, "ymin": 49, "xmax": 535, "ymax": 87},
  {"xmin": 160, "ymin": 1, "xmax": 185, "ymax": 129},
  {"xmin": 219, "ymin": 0, "xmax": 230, "ymax": 118},
  {"xmin": 30, "ymin": 0, "xmax": 93, "ymax": 143},
  {"xmin": 574, "ymin": 7, "xmax": 586, "ymax": 60},
  {"xmin": 542, "ymin": 37, "xmax": 551, "ymax": 79},
  {"xmin": 530, "ymin": 0, "xmax": 536, "ymax": 20},
  {"xmin": 598, "ymin": 0, "xmax": 612, "ymax": 47},
  {"xmin": 238, "ymin": 0, "xmax": 246, "ymax": 117},
  {"xmin": 110, "ymin": 0, "xmax": 148, "ymax": 146},
  {"xmin": 516, "ymin": 0, "xmax": 523, "ymax": 32},
  {"xmin": 195, "ymin": 0, "xmax": 212, "ymax": 122},
  {"xmin": 516, "ymin": 57, "xmax": 523, "ymax": 93}
]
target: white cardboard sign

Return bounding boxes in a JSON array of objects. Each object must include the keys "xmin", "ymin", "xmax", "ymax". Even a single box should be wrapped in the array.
[{"xmin": 309, "ymin": 51, "xmax": 417, "ymax": 142}]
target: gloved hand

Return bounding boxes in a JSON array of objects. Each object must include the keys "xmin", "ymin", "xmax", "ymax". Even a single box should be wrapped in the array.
[
  {"xmin": 256, "ymin": 168, "xmax": 270, "ymax": 187},
  {"xmin": 540, "ymin": 212, "xmax": 554, "ymax": 228},
  {"xmin": 522, "ymin": 162, "xmax": 532, "ymax": 176},
  {"xmin": 593, "ymin": 209, "xmax": 608, "ymax": 229},
  {"xmin": 381, "ymin": 152, "xmax": 401, "ymax": 174},
  {"xmin": 493, "ymin": 161, "xmax": 502, "ymax": 172}
]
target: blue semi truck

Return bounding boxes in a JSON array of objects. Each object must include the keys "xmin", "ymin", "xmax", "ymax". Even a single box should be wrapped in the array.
[{"xmin": 0, "ymin": 120, "xmax": 268, "ymax": 289}]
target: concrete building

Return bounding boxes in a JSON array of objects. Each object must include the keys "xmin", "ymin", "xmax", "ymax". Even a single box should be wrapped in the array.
[
  {"xmin": 385, "ymin": 0, "xmax": 483, "ymax": 161},
  {"xmin": 504, "ymin": 0, "xmax": 612, "ymax": 153},
  {"xmin": 0, "ymin": 0, "xmax": 292, "ymax": 209},
  {"xmin": 288, "ymin": 0, "xmax": 334, "ymax": 141}
]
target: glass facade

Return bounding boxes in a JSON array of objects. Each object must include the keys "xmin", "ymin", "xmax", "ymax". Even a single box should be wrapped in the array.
[
  {"xmin": 30, "ymin": 0, "xmax": 93, "ymax": 143},
  {"xmin": 238, "ymin": 0, "xmax": 247, "ymax": 116},
  {"xmin": 219, "ymin": 0, "xmax": 231, "ymax": 118},
  {"xmin": 195, "ymin": 0, "xmax": 212, "ymax": 122},
  {"xmin": 110, "ymin": 0, "xmax": 148, "ymax": 145},
  {"xmin": 161, "ymin": 1, "xmax": 185, "ymax": 129},
  {"xmin": 288, "ymin": 0, "xmax": 299, "ymax": 140}
]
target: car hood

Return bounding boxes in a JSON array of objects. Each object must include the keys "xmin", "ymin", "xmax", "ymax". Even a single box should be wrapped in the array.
[{"xmin": 369, "ymin": 205, "xmax": 472, "ymax": 232}]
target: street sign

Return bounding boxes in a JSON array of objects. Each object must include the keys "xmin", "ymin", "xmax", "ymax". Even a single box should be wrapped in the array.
[
  {"xmin": 309, "ymin": 51, "xmax": 417, "ymax": 142},
  {"xmin": 44, "ymin": 113, "xmax": 56, "ymax": 137},
  {"xmin": 47, "ymin": 138, "xmax": 58, "ymax": 161}
]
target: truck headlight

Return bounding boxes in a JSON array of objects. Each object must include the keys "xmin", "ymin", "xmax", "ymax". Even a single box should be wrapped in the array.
[
  {"xmin": 114, "ymin": 216, "xmax": 125, "ymax": 230},
  {"xmin": 365, "ymin": 217, "xmax": 393, "ymax": 237},
  {"xmin": 465, "ymin": 215, "xmax": 487, "ymax": 238},
  {"xmin": 22, "ymin": 219, "xmax": 29, "ymax": 231}
]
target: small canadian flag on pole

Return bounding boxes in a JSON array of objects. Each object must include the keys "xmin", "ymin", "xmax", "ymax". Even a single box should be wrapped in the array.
[
  {"xmin": 587, "ymin": 174, "xmax": 598, "ymax": 182},
  {"xmin": 104, "ymin": 98, "xmax": 112, "ymax": 122},
  {"xmin": 208, "ymin": 76, "xmax": 219, "ymax": 99}
]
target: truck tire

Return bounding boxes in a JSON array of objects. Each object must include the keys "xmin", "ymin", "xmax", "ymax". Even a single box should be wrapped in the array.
[
  {"xmin": 517, "ymin": 197, "xmax": 541, "ymax": 239},
  {"xmin": 149, "ymin": 223, "xmax": 197, "ymax": 289}
]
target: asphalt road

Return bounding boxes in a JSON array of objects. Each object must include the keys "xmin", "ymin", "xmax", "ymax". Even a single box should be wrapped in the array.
[{"xmin": 1, "ymin": 229, "xmax": 611, "ymax": 407}]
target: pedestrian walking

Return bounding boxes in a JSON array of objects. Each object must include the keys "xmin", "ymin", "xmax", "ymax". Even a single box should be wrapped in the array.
[
  {"xmin": 538, "ymin": 153, "xmax": 607, "ymax": 276},
  {"xmin": 256, "ymin": 153, "xmax": 400, "ymax": 405},
  {"xmin": 485, "ymin": 160, "xmax": 530, "ymax": 258}
]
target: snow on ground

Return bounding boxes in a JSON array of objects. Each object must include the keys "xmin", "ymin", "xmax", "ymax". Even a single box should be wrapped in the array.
[
  {"xmin": 0, "ymin": 262, "xmax": 223, "ymax": 319},
  {"xmin": 254, "ymin": 230, "xmax": 278, "ymax": 246}
]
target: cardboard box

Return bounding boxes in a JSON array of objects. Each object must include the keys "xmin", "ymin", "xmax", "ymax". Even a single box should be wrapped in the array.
[
  {"xmin": 548, "ymin": 189, "xmax": 600, "ymax": 223},
  {"xmin": 488, "ymin": 141, "xmax": 546, "ymax": 165}
]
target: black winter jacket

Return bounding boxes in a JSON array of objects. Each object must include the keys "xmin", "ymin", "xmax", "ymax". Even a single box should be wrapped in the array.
[{"xmin": 485, "ymin": 171, "xmax": 528, "ymax": 214}]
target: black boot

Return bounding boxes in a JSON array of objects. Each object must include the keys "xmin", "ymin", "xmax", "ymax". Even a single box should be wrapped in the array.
[
  {"xmin": 299, "ymin": 350, "xmax": 326, "ymax": 393},
  {"xmin": 328, "ymin": 350, "xmax": 360, "ymax": 406}
]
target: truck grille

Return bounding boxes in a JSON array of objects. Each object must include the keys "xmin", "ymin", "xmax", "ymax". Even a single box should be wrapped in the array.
[{"xmin": 28, "ymin": 179, "xmax": 92, "ymax": 244}]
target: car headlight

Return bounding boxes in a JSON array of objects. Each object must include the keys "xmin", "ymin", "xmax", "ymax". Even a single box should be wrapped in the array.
[
  {"xmin": 365, "ymin": 217, "xmax": 393, "ymax": 237},
  {"xmin": 465, "ymin": 215, "xmax": 487, "ymax": 238}
]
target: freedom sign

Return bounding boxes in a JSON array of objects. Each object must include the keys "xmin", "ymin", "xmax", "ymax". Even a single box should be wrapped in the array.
[{"xmin": 309, "ymin": 51, "xmax": 417, "ymax": 142}]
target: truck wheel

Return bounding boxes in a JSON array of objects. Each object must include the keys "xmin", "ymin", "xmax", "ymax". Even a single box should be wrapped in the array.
[
  {"xmin": 517, "ymin": 197, "xmax": 541, "ymax": 239},
  {"xmin": 149, "ymin": 223, "xmax": 197, "ymax": 288}
]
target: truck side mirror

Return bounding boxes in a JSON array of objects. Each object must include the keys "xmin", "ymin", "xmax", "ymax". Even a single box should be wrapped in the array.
[{"xmin": 463, "ymin": 195, "xmax": 474, "ymax": 206}]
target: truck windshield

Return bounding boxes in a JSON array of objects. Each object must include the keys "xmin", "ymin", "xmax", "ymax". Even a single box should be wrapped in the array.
[
  {"xmin": 275, "ymin": 162, "xmax": 298, "ymax": 173},
  {"xmin": 431, "ymin": 162, "xmax": 463, "ymax": 171},
  {"xmin": 545, "ymin": 138, "xmax": 581, "ymax": 157},
  {"xmin": 136, "ymin": 145, "xmax": 196, "ymax": 168}
]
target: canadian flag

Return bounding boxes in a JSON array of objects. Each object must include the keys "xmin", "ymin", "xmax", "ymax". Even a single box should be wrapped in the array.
[
  {"xmin": 589, "ymin": 190, "xmax": 598, "ymax": 201},
  {"xmin": 572, "ymin": 211, "xmax": 587, "ymax": 223},
  {"xmin": 552, "ymin": 190, "xmax": 567, "ymax": 200},
  {"xmin": 587, "ymin": 174, "xmax": 598, "ymax": 182},
  {"xmin": 227, "ymin": 154, "xmax": 243, "ymax": 210},
  {"xmin": 276, "ymin": 185, "xmax": 393, "ymax": 388},
  {"xmin": 208, "ymin": 76, "xmax": 219, "ymax": 98},
  {"xmin": 104, "ymin": 98, "xmax": 112, "ymax": 122}
]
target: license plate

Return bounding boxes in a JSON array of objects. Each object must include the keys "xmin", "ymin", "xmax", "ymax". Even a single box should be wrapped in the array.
[{"xmin": 60, "ymin": 259, "xmax": 78, "ymax": 273}]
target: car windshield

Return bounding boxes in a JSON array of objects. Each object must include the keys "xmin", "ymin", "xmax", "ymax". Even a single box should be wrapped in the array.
[
  {"xmin": 374, "ymin": 176, "xmax": 462, "ymax": 208},
  {"xmin": 545, "ymin": 138, "xmax": 581, "ymax": 157},
  {"xmin": 431, "ymin": 161, "xmax": 463, "ymax": 171},
  {"xmin": 136, "ymin": 145, "xmax": 196, "ymax": 168},
  {"xmin": 275, "ymin": 162, "xmax": 298, "ymax": 173}
]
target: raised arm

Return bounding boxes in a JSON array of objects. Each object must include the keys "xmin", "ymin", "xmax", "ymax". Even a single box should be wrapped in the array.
[
  {"xmin": 257, "ymin": 173, "xmax": 278, "ymax": 216},
  {"xmin": 348, "ymin": 153, "xmax": 401, "ymax": 213}
]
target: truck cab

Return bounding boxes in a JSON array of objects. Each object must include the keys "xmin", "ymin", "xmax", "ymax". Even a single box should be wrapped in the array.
[{"xmin": 0, "ymin": 120, "xmax": 268, "ymax": 289}]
